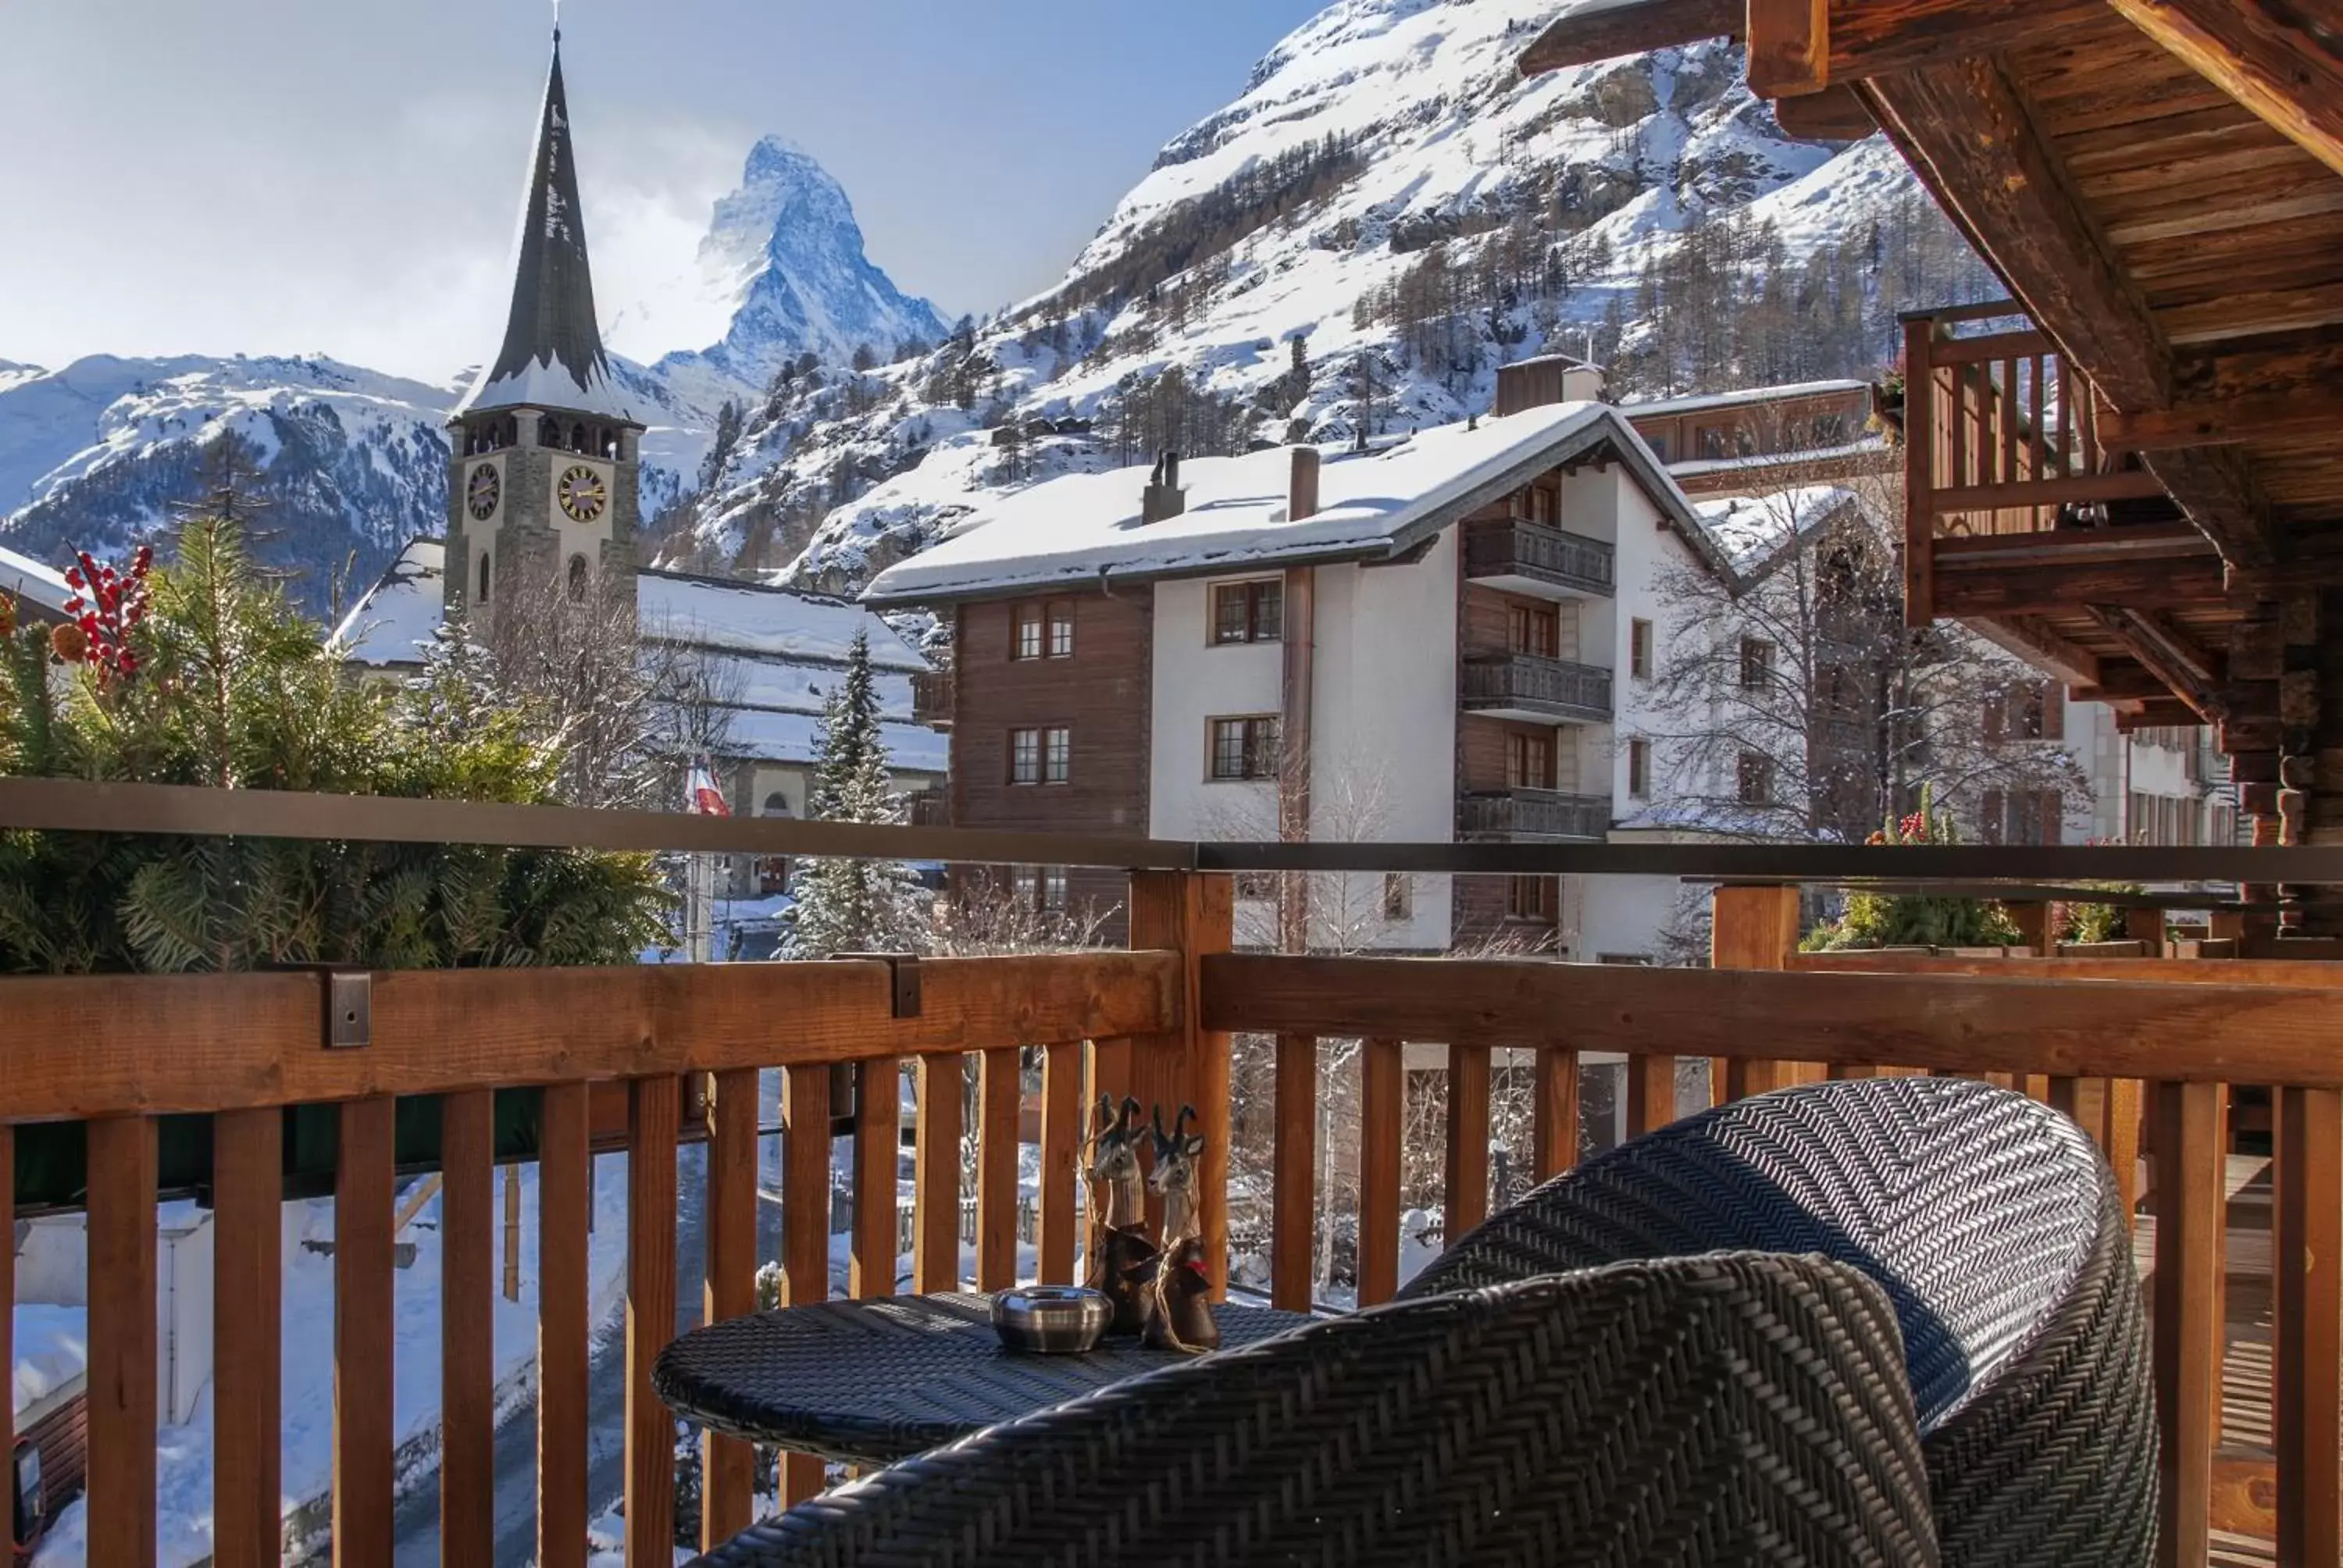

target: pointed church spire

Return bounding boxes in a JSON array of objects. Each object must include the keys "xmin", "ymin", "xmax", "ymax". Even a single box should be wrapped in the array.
[{"xmin": 454, "ymin": 30, "xmax": 637, "ymax": 425}]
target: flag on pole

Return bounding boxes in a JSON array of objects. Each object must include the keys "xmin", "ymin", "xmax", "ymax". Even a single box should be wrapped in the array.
[{"xmin": 686, "ymin": 756, "xmax": 731, "ymax": 817}]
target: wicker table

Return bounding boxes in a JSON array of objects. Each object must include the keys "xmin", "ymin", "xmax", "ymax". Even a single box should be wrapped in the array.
[{"xmin": 653, "ymin": 1292, "xmax": 1311, "ymax": 1466}]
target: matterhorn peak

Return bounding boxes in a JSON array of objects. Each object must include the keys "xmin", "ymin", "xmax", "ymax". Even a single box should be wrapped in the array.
[{"xmin": 682, "ymin": 134, "xmax": 947, "ymax": 387}]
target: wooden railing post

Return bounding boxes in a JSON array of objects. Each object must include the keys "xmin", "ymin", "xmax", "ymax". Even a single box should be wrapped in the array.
[
  {"xmin": 1712, "ymin": 886, "xmax": 1799, "ymax": 1096},
  {"xmin": 781, "ymin": 1064, "xmax": 833, "ymax": 1505},
  {"xmin": 87, "ymin": 1115, "xmax": 157, "ymax": 1568},
  {"xmin": 2274, "ymin": 1085, "xmax": 2341, "ymax": 1566},
  {"xmin": 334, "ymin": 1097, "xmax": 396, "ymax": 1568},
  {"xmin": 537, "ymin": 1082, "xmax": 591, "ymax": 1568},
  {"xmin": 1271, "ymin": 1035, "xmax": 1317, "ymax": 1311},
  {"xmin": 1903, "ymin": 313, "xmax": 1938, "ymax": 627},
  {"xmin": 2152, "ymin": 1079, "xmax": 2223, "ymax": 1568},
  {"xmin": 214, "ymin": 1106, "xmax": 284, "ymax": 1566},
  {"xmin": 701, "ymin": 1068, "xmax": 759, "ymax": 1549},
  {"xmin": 1126, "ymin": 870, "xmax": 1234, "ymax": 1296},
  {"xmin": 624, "ymin": 1075, "xmax": 679, "ymax": 1564}
]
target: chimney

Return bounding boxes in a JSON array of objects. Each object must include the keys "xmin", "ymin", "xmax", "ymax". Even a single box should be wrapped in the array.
[
  {"xmin": 1288, "ymin": 446, "xmax": 1321, "ymax": 523},
  {"xmin": 1494, "ymin": 354, "xmax": 1607, "ymax": 417},
  {"xmin": 1141, "ymin": 450, "xmax": 1186, "ymax": 523}
]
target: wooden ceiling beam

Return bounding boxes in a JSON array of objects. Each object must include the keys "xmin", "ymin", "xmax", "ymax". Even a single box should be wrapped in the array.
[
  {"xmin": 1862, "ymin": 59, "xmax": 2284, "ymax": 569},
  {"xmin": 2101, "ymin": 386, "xmax": 2343, "ymax": 448},
  {"xmin": 2086, "ymin": 604, "xmax": 2230, "ymax": 722},
  {"xmin": 1770, "ymin": 84, "xmax": 1876, "ymax": 140},
  {"xmin": 1517, "ymin": 0, "xmax": 1739, "ymax": 76},
  {"xmin": 1934, "ymin": 554, "xmax": 2229, "ymax": 618},
  {"xmin": 2103, "ymin": 0, "xmax": 2343, "ymax": 181},
  {"xmin": 1748, "ymin": 0, "xmax": 2107, "ymax": 96},
  {"xmin": 1961, "ymin": 615, "xmax": 2101, "ymax": 687}
]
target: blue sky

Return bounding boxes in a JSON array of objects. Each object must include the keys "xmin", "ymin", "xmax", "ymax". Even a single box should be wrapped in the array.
[{"xmin": 0, "ymin": 0, "xmax": 1326, "ymax": 380}]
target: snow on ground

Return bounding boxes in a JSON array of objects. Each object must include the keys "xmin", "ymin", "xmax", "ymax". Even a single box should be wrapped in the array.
[{"xmin": 31, "ymin": 1156, "xmax": 633, "ymax": 1566}]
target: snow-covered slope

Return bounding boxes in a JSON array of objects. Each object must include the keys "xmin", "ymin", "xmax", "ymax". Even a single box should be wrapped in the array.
[
  {"xmin": 670, "ymin": 0, "xmax": 1988, "ymax": 600},
  {"xmin": 660, "ymin": 137, "xmax": 950, "ymax": 390}
]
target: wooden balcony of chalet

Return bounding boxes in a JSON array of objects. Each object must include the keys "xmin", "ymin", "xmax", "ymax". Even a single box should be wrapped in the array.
[
  {"xmin": 1461, "ymin": 515, "xmax": 1616, "ymax": 600},
  {"xmin": 908, "ymin": 668, "xmax": 953, "ymax": 729},
  {"xmin": 1457, "ymin": 786, "xmax": 1612, "ymax": 843},
  {"xmin": 1460, "ymin": 650, "xmax": 1614, "ymax": 724},
  {"xmin": 2, "ymin": 778, "xmax": 2341, "ymax": 1566}
]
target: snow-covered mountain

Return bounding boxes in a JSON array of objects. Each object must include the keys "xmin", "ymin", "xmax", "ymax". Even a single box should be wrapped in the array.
[
  {"xmin": 660, "ymin": 136, "xmax": 950, "ymax": 390},
  {"xmin": 1, "ymin": 0, "xmax": 1988, "ymax": 624},
  {"xmin": 671, "ymin": 0, "xmax": 1988, "ymax": 603}
]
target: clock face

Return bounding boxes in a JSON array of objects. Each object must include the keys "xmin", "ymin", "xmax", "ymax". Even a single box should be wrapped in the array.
[
  {"xmin": 557, "ymin": 464, "xmax": 608, "ymax": 524},
  {"xmin": 465, "ymin": 462, "xmax": 501, "ymax": 522}
]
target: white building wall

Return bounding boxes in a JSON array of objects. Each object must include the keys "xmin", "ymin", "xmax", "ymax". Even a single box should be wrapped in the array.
[{"xmin": 1311, "ymin": 539, "xmax": 1462, "ymax": 950}]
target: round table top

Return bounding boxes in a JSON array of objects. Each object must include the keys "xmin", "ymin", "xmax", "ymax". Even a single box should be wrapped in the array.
[{"xmin": 654, "ymin": 1292, "xmax": 1311, "ymax": 1466}]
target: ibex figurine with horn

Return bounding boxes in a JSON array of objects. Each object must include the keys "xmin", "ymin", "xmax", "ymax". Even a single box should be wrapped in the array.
[
  {"xmin": 1082, "ymin": 1094, "xmax": 1157, "ymax": 1333},
  {"xmin": 1143, "ymin": 1104, "xmax": 1219, "ymax": 1352}
]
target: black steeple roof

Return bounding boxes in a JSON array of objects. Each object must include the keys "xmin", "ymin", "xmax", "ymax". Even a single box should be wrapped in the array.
[{"xmin": 453, "ymin": 34, "xmax": 637, "ymax": 426}]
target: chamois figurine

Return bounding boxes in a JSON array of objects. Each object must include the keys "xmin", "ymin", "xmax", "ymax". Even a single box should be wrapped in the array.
[
  {"xmin": 1083, "ymin": 1094, "xmax": 1157, "ymax": 1333},
  {"xmin": 1143, "ymin": 1105, "xmax": 1219, "ymax": 1353}
]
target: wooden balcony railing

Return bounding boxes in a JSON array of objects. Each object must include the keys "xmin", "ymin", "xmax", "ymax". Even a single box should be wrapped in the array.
[
  {"xmin": 1462, "ymin": 517, "xmax": 1616, "ymax": 598},
  {"xmin": 1, "ymin": 779, "xmax": 2338, "ymax": 1567},
  {"xmin": 1460, "ymin": 651, "xmax": 1614, "ymax": 722},
  {"xmin": 1458, "ymin": 786, "xmax": 1611, "ymax": 842},
  {"xmin": 1901, "ymin": 301, "xmax": 2181, "ymax": 624},
  {"xmin": 909, "ymin": 668, "xmax": 954, "ymax": 729}
]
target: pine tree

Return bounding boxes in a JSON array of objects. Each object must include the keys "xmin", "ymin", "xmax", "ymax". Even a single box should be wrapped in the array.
[{"xmin": 781, "ymin": 629, "xmax": 930, "ymax": 957}]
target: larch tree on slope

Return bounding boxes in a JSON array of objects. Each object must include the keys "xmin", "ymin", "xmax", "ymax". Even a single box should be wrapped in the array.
[{"xmin": 780, "ymin": 628, "xmax": 930, "ymax": 957}]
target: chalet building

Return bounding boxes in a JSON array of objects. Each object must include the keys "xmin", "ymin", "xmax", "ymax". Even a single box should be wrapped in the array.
[
  {"xmin": 1621, "ymin": 379, "xmax": 1886, "ymax": 493},
  {"xmin": 868, "ymin": 358, "xmax": 1749, "ymax": 958},
  {"xmin": 339, "ymin": 33, "xmax": 943, "ymax": 903}
]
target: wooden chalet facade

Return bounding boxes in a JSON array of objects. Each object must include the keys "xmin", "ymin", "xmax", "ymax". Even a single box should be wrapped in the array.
[{"xmin": 1528, "ymin": 0, "xmax": 2343, "ymax": 942}]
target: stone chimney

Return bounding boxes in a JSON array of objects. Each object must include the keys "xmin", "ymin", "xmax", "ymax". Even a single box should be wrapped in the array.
[
  {"xmin": 1495, "ymin": 354, "xmax": 1607, "ymax": 416},
  {"xmin": 1288, "ymin": 446, "xmax": 1321, "ymax": 522},
  {"xmin": 1140, "ymin": 450, "xmax": 1186, "ymax": 523}
]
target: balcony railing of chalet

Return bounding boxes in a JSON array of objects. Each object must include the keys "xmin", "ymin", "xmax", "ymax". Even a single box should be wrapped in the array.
[
  {"xmin": 909, "ymin": 668, "xmax": 954, "ymax": 728},
  {"xmin": 1, "ymin": 778, "xmax": 2339, "ymax": 1568},
  {"xmin": 1458, "ymin": 786, "xmax": 1610, "ymax": 842},
  {"xmin": 1463, "ymin": 517, "xmax": 1616, "ymax": 597},
  {"xmin": 908, "ymin": 787, "xmax": 949, "ymax": 827},
  {"xmin": 1901, "ymin": 299, "xmax": 2189, "ymax": 625},
  {"xmin": 1460, "ymin": 650, "xmax": 1614, "ymax": 722}
]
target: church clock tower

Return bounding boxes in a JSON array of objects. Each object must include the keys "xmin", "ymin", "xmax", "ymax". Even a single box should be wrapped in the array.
[{"xmin": 444, "ymin": 30, "xmax": 643, "ymax": 631}]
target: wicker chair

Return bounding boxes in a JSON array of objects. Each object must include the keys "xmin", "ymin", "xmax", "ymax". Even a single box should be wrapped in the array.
[
  {"xmin": 691, "ymin": 1253, "xmax": 1938, "ymax": 1567},
  {"xmin": 1401, "ymin": 1075, "xmax": 2155, "ymax": 1568}
]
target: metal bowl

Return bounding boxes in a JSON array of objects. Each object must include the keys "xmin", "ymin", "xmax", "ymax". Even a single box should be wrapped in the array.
[{"xmin": 990, "ymin": 1286, "xmax": 1113, "ymax": 1354}]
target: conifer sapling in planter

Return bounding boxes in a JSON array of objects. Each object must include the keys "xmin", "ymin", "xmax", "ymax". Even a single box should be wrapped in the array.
[{"xmin": 1801, "ymin": 784, "xmax": 2023, "ymax": 951}]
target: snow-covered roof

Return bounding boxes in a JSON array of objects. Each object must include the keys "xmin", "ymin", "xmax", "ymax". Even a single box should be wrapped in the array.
[
  {"xmin": 864, "ymin": 403, "xmax": 1718, "ymax": 604},
  {"xmin": 334, "ymin": 537, "xmax": 446, "ymax": 666},
  {"xmin": 1665, "ymin": 436, "xmax": 1889, "ymax": 481},
  {"xmin": 1691, "ymin": 484, "xmax": 1864, "ymax": 575},
  {"xmin": 0, "ymin": 542, "xmax": 73, "ymax": 618},
  {"xmin": 333, "ymin": 540, "xmax": 941, "ymax": 772},
  {"xmin": 1622, "ymin": 380, "xmax": 1870, "ymax": 420},
  {"xmin": 639, "ymin": 568, "xmax": 927, "ymax": 671}
]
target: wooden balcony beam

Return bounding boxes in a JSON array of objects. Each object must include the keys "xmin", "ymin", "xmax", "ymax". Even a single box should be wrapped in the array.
[
  {"xmin": 1934, "ymin": 557, "xmax": 2228, "ymax": 618},
  {"xmin": 1200, "ymin": 953, "xmax": 2343, "ymax": 1085},
  {"xmin": 1517, "ymin": 0, "xmax": 1739, "ymax": 75},
  {"xmin": 2084, "ymin": 604, "xmax": 2230, "ymax": 723},
  {"xmin": 1768, "ymin": 83, "xmax": 1874, "ymax": 141},
  {"xmin": 0, "ymin": 953, "xmax": 1179, "ymax": 1122},
  {"xmin": 1961, "ymin": 615, "xmax": 2100, "ymax": 689},
  {"xmin": 2106, "ymin": 0, "xmax": 2343, "ymax": 181},
  {"xmin": 1751, "ymin": 0, "xmax": 2106, "ymax": 97}
]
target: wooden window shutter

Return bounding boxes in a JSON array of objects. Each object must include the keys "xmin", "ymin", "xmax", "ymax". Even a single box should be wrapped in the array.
[
  {"xmin": 2040, "ymin": 789, "xmax": 2063, "ymax": 844},
  {"xmin": 2041, "ymin": 683, "xmax": 2064, "ymax": 742},
  {"xmin": 1981, "ymin": 789, "xmax": 2004, "ymax": 844},
  {"xmin": 1983, "ymin": 696, "xmax": 2003, "ymax": 743}
]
